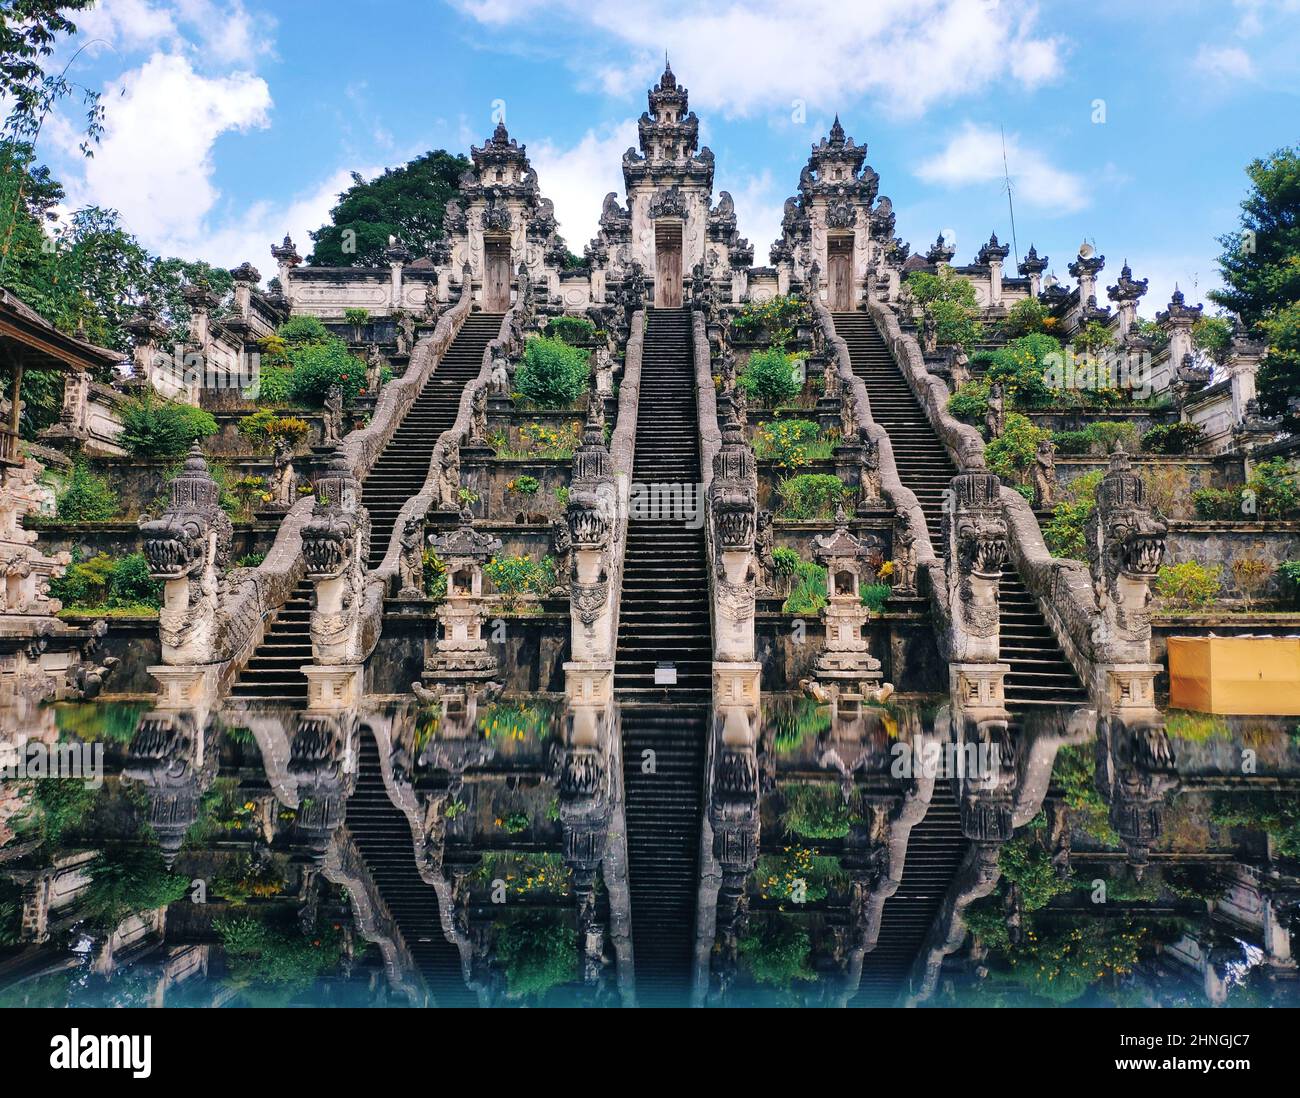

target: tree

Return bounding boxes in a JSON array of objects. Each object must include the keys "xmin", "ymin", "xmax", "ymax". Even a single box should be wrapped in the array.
[
  {"xmin": 308, "ymin": 150, "xmax": 469, "ymax": 266},
  {"xmin": 0, "ymin": 2, "xmax": 100, "ymax": 144},
  {"xmin": 1210, "ymin": 145, "xmax": 1300, "ymax": 427}
]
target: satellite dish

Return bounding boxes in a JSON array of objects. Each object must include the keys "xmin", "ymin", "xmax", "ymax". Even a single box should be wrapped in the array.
[
  {"xmin": 1044, "ymin": 274, "xmax": 1059, "ymax": 289},
  {"xmin": 1078, "ymin": 241, "xmax": 1095, "ymax": 259}
]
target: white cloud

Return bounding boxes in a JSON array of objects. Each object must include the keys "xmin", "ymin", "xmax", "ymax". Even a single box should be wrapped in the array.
[
  {"xmin": 915, "ymin": 122, "xmax": 1087, "ymax": 214},
  {"xmin": 451, "ymin": 0, "xmax": 1065, "ymax": 117},
  {"xmin": 530, "ymin": 120, "xmax": 638, "ymax": 250},
  {"xmin": 75, "ymin": 0, "xmax": 274, "ymax": 65},
  {"xmin": 1194, "ymin": 45, "xmax": 1256, "ymax": 81},
  {"xmin": 58, "ymin": 53, "xmax": 272, "ymax": 255},
  {"xmin": 719, "ymin": 169, "xmax": 784, "ymax": 262}
]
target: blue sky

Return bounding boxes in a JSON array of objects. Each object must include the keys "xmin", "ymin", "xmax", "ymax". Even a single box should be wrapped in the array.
[{"xmin": 41, "ymin": 0, "xmax": 1300, "ymax": 312}]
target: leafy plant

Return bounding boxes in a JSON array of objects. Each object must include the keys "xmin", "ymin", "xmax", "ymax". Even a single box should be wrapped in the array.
[
  {"xmin": 948, "ymin": 379, "xmax": 990, "ymax": 424},
  {"xmin": 782, "ymin": 560, "xmax": 827, "ymax": 615},
  {"xmin": 1279, "ymin": 560, "xmax": 1300, "ymax": 608},
  {"xmin": 775, "ymin": 473, "xmax": 848, "ymax": 519},
  {"xmin": 514, "ymin": 336, "xmax": 590, "ymax": 408},
  {"xmin": 752, "ymin": 418, "xmax": 832, "ymax": 468},
  {"xmin": 1000, "ymin": 297, "xmax": 1055, "ymax": 338},
  {"xmin": 493, "ymin": 914, "xmax": 576, "ymax": 999},
  {"xmin": 545, "ymin": 315, "xmax": 597, "ymax": 344},
  {"xmin": 738, "ymin": 347, "xmax": 802, "ymax": 407},
  {"xmin": 238, "ymin": 409, "xmax": 310, "ymax": 449},
  {"xmin": 507, "ymin": 474, "xmax": 540, "ymax": 495},
  {"xmin": 287, "ymin": 338, "xmax": 365, "ymax": 405},
  {"xmin": 80, "ymin": 845, "xmax": 189, "ymax": 930},
  {"xmin": 1231, "ymin": 554, "xmax": 1272, "ymax": 609},
  {"xmin": 484, "ymin": 554, "xmax": 556, "ymax": 609},
  {"xmin": 738, "ymin": 917, "xmax": 817, "ymax": 986},
  {"xmin": 1043, "ymin": 470, "xmax": 1104, "ymax": 559},
  {"xmin": 1140, "ymin": 421, "xmax": 1205, "ymax": 455},
  {"xmin": 1155, "ymin": 561, "xmax": 1223, "ymax": 609},
  {"xmin": 860, "ymin": 583, "xmax": 891, "ymax": 612},
  {"xmin": 905, "ymin": 269, "xmax": 983, "ymax": 347},
  {"xmin": 780, "ymin": 784, "xmax": 853, "ymax": 839},
  {"xmin": 730, "ymin": 294, "xmax": 806, "ymax": 347},
  {"xmin": 986, "ymin": 413, "xmax": 1049, "ymax": 485},
  {"xmin": 986, "ymin": 333, "xmax": 1063, "ymax": 408},
  {"xmin": 49, "ymin": 552, "xmax": 161, "ymax": 612},
  {"xmin": 343, "ymin": 307, "xmax": 369, "ymax": 328},
  {"xmin": 55, "ymin": 462, "xmax": 118, "ymax": 522},
  {"xmin": 118, "ymin": 392, "xmax": 217, "ymax": 458}
]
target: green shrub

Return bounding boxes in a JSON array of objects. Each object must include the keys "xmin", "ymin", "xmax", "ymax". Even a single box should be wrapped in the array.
[
  {"xmin": 494, "ymin": 914, "xmax": 576, "ymax": 999},
  {"xmin": 1043, "ymin": 470, "xmax": 1104, "ymax": 559},
  {"xmin": 278, "ymin": 315, "xmax": 331, "ymax": 345},
  {"xmin": 249, "ymin": 364, "xmax": 293, "ymax": 404},
  {"xmin": 1192, "ymin": 486, "xmax": 1241, "ymax": 520},
  {"xmin": 118, "ymin": 393, "xmax": 218, "ymax": 458},
  {"xmin": 948, "ymin": 380, "xmax": 990, "ymax": 424},
  {"xmin": 55, "ymin": 462, "xmax": 119, "ymax": 522},
  {"xmin": 1193, "ymin": 315, "xmax": 1233, "ymax": 363},
  {"xmin": 507, "ymin": 474, "xmax": 541, "ymax": 495},
  {"xmin": 215, "ymin": 915, "xmax": 343, "ymax": 998},
  {"xmin": 782, "ymin": 560, "xmax": 827, "ymax": 615},
  {"xmin": 739, "ymin": 917, "xmax": 816, "ymax": 986},
  {"xmin": 545, "ymin": 315, "xmax": 597, "ymax": 345},
  {"xmin": 287, "ymin": 339, "xmax": 365, "ymax": 405},
  {"xmin": 1155, "ymin": 561, "xmax": 1222, "ymax": 608},
  {"xmin": 484, "ymin": 554, "xmax": 556, "ymax": 608},
  {"xmin": 11, "ymin": 777, "xmax": 98, "ymax": 847},
  {"xmin": 1279, "ymin": 561, "xmax": 1300, "ymax": 608},
  {"xmin": 1212, "ymin": 793, "xmax": 1300, "ymax": 860},
  {"xmin": 514, "ymin": 336, "xmax": 590, "ymax": 408},
  {"xmin": 1140, "ymin": 421, "xmax": 1205, "ymax": 455},
  {"xmin": 772, "ymin": 547, "xmax": 800, "ymax": 578},
  {"xmin": 986, "ymin": 413, "xmax": 1049, "ymax": 485},
  {"xmin": 731, "ymin": 294, "xmax": 806, "ymax": 346},
  {"xmin": 738, "ymin": 347, "xmax": 802, "ymax": 407},
  {"xmin": 987, "ymin": 333, "xmax": 1063, "ymax": 408},
  {"xmin": 775, "ymin": 473, "xmax": 848, "ymax": 519},
  {"xmin": 238, "ymin": 409, "xmax": 311, "ymax": 449},
  {"xmin": 1052, "ymin": 429, "xmax": 1095, "ymax": 455},
  {"xmin": 80, "ymin": 845, "xmax": 189, "ymax": 930},
  {"xmin": 1000, "ymin": 297, "xmax": 1055, "ymax": 338},
  {"xmin": 781, "ymin": 784, "xmax": 853, "ymax": 839},
  {"xmin": 752, "ymin": 418, "xmax": 831, "ymax": 468},
  {"xmin": 906, "ymin": 269, "xmax": 984, "ymax": 347},
  {"xmin": 861, "ymin": 583, "xmax": 891, "ymax": 612},
  {"xmin": 50, "ymin": 552, "xmax": 162, "ymax": 611},
  {"xmin": 343, "ymin": 308, "xmax": 369, "ymax": 328},
  {"xmin": 1247, "ymin": 458, "xmax": 1300, "ymax": 518}
]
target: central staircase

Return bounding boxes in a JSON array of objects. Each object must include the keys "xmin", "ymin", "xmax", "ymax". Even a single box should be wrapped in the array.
[
  {"xmin": 832, "ymin": 312, "xmax": 1087, "ymax": 713},
  {"xmin": 346, "ymin": 730, "xmax": 475, "ymax": 1004},
  {"xmin": 229, "ymin": 311, "xmax": 503, "ymax": 704},
  {"xmin": 614, "ymin": 307, "xmax": 710, "ymax": 1005}
]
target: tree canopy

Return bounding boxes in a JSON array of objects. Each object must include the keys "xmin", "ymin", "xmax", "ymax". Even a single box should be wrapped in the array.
[
  {"xmin": 307, "ymin": 150, "xmax": 469, "ymax": 267},
  {"xmin": 1210, "ymin": 145, "xmax": 1300, "ymax": 428}
]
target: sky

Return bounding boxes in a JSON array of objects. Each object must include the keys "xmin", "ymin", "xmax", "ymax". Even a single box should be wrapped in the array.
[{"xmin": 38, "ymin": 0, "xmax": 1300, "ymax": 313}]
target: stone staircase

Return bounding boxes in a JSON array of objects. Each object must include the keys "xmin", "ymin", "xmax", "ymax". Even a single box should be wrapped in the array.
[
  {"xmin": 832, "ymin": 312, "xmax": 1087, "ymax": 713},
  {"xmin": 228, "ymin": 312, "xmax": 502, "ymax": 703},
  {"xmin": 346, "ymin": 730, "xmax": 475, "ymax": 1004},
  {"xmin": 853, "ymin": 781, "xmax": 966, "ymax": 1004},
  {"xmin": 614, "ymin": 306, "xmax": 711, "ymax": 1005}
]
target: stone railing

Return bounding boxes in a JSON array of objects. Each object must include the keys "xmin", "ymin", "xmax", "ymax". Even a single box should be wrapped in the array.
[
  {"xmin": 565, "ymin": 310, "xmax": 644, "ymax": 701},
  {"xmin": 810, "ymin": 292, "xmax": 950, "ymax": 645},
  {"xmin": 859, "ymin": 293, "xmax": 1108, "ymax": 695},
  {"xmin": 145, "ymin": 279, "xmax": 475, "ymax": 706}
]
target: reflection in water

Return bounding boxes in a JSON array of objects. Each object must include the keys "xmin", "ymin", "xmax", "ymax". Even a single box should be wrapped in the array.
[{"xmin": 2, "ymin": 692, "xmax": 1298, "ymax": 1008}]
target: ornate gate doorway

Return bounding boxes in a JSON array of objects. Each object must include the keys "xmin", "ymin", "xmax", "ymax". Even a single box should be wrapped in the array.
[
  {"xmin": 484, "ymin": 236, "xmax": 512, "ymax": 312},
  {"xmin": 655, "ymin": 221, "xmax": 683, "ymax": 308},
  {"xmin": 828, "ymin": 234, "xmax": 854, "ymax": 312}
]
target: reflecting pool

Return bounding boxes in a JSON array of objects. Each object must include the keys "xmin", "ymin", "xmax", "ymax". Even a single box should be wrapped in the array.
[{"xmin": 2, "ymin": 692, "xmax": 1298, "ymax": 1008}]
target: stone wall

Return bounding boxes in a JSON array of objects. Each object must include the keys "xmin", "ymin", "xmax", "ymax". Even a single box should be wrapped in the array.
[{"xmin": 1163, "ymin": 521, "xmax": 1300, "ymax": 598}]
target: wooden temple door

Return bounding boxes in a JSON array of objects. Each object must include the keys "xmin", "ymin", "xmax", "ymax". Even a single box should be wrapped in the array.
[
  {"xmin": 655, "ymin": 222, "xmax": 683, "ymax": 308},
  {"xmin": 484, "ymin": 237, "xmax": 512, "ymax": 312},
  {"xmin": 828, "ymin": 234, "xmax": 854, "ymax": 312}
]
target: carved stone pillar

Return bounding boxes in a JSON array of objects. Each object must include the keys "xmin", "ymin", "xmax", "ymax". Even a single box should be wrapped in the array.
[
  {"xmin": 271, "ymin": 234, "xmax": 302, "ymax": 300},
  {"xmin": 386, "ymin": 242, "xmax": 411, "ymax": 311},
  {"xmin": 141, "ymin": 444, "xmax": 233, "ymax": 703},
  {"xmin": 1157, "ymin": 288, "xmax": 1203, "ymax": 401},
  {"xmin": 709, "ymin": 394, "xmax": 760, "ymax": 705},
  {"xmin": 563, "ymin": 403, "xmax": 617, "ymax": 704},
  {"xmin": 1017, "ymin": 245, "xmax": 1048, "ymax": 299},
  {"xmin": 1106, "ymin": 262, "xmax": 1148, "ymax": 342},
  {"xmin": 976, "ymin": 234, "xmax": 1010, "ymax": 309},
  {"xmin": 301, "ymin": 448, "xmax": 371, "ymax": 708},
  {"xmin": 942, "ymin": 469, "xmax": 1009, "ymax": 705},
  {"xmin": 1067, "ymin": 251, "xmax": 1105, "ymax": 325},
  {"xmin": 124, "ymin": 708, "xmax": 217, "ymax": 866},
  {"xmin": 1086, "ymin": 450, "xmax": 1167, "ymax": 714},
  {"xmin": 1095, "ymin": 714, "xmax": 1179, "ymax": 874}
]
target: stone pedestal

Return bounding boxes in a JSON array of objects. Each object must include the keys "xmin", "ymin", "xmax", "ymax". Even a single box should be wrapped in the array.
[
  {"xmin": 148, "ymin": 665, "xmax": 220, "ymax": 710},
  {"xmin": 564, "ymin": 661, "xmax": 613, "ymax": 706},
  {"xmin": 1099, "ymin": 662, "xmax": 1159, "ymax": 713},
  {"xmin": 949, "ymin": 662, "xmax": 1009, "ymax": 711},
  {"xmin": 713, "ymin": 661, "xmax": 761, "ymax": 708},
  {"xmin": 303, "ymin": 663, "xmax": 364, "ymax": 710}
]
